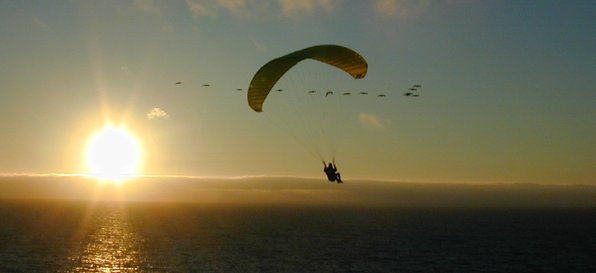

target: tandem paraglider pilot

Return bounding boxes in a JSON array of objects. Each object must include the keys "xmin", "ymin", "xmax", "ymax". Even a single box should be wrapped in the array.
[{"xmin": 323, "ymin": 161, "xmax": 343, "ymax": 183}]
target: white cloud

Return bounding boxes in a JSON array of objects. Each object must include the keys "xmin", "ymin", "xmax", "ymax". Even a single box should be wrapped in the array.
[
  {"xmin": 374, "ymin": 0, "xmax": 430, "ymax": 19},
  {"xmin": 120, "ymin": 65, "xmax": 131, "ymax": 73},
  {"xmin": 280, "ymin": 0, "xmax": 336, "ymax": 16},
  {"xmin": 186, "ymin": 0, "xmax": 266, "ymax": 17},
  {"xmin": 32, "ymin": 16, "xmax": 49, "ymax": 29},
  {"xmin": 147, "ymin": 107, "xmax": 169, "ymax": 120},
  {"xmin": 134, "ymin": 0, "xmax": 162, "ymax": 15},
  {"xmin": 250, "ymin": 37, "xmax": 267, "ymax": 52},
  {"xmin": 185, "ymin": 0, "xmax": 337, "ymax": 18},
  {"xmin": 186, "ymin": 0, "xmax": 217, "ymax": 17},
  {"xmin": 358, "ymin": 113, "xmax": 384, "ymax": 129},
  {"xmin": 217, "ymin": 0, "xmax": 247, "ymax": 14}
]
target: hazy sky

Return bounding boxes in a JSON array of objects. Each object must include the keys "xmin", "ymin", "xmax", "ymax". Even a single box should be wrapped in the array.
[{"xmin": 0, "ymin": 0, "xmax": 594, "ymax": 184}]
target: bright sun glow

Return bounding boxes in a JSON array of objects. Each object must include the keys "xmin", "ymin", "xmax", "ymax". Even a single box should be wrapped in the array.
[{"xmin": 86, "ymin": 124, "xmax": 142, "ymax": 182}]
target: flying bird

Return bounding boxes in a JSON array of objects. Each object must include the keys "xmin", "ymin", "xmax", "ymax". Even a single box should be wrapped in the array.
[
  {"xmin": 236, "ymin": 88, "xmax": 243, "ymax": 91},
  {"xmin": 325, "ymin": 91, "xmax": 333, "ymax": 97},
  {"xmin": 308, "ymin": 90, "xmax": 316, "ymax": 94},
  {"xmin": 202, "ymin": 84, "xmax": 210, "ymax": 87},
  {"xmin": 276, "ymin": 89, "xmax": 283, "ymax": 92},
  {"xmin": 343, "ymin": 92, "xmax": 351, "ymax": 95},
  {"xmin": 359, "ymin": 92, "xmax": 368, "ymax": 95},
  {"xmin": 404, "ymin": 92, "xmax": 413, "ymax": 96},
  {"xmin": 175, "ymin": 82, "xmax": 182, "ymax": 85},
  {"xmin": 413, "ymin": 84, "xmax": 422, "ymax": 88},
  {"xmin": 377, "ymin": 94, "xmax": 386, "ymax": 97}
]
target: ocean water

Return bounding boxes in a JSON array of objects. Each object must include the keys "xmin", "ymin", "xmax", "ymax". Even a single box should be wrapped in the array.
[{"xmin": 0, "ymin": 200, "xmax": 595, "ymax": 273}]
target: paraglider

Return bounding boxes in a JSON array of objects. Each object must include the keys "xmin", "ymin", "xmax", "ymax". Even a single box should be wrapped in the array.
[
  {"xmin": 247, "ymin": 44, "xmax": 368, "ymax": 183},
  {"xmin": 247, "ymin": 44, "xmax": 367, "ymax": 112}
]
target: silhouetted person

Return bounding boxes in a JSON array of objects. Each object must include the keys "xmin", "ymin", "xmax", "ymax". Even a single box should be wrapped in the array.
[{"xmin": 323, "ymin": 161, "xmax": 343, "ymax": 183}]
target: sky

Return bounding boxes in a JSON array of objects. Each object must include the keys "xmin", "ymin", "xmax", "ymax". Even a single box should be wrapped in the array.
[{"xmin": 0, "ymin": 0, "xmax": 594, "ymax": 184}]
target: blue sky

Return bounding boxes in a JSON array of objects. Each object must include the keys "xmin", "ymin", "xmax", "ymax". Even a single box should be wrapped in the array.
[{"xmin": 0, "ymin": 0, "xmax": 594, "ymax": 184}]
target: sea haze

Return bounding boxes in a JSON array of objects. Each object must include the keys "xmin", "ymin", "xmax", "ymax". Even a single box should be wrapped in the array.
[{"xmin": 1, "ymin": 175, "xmax": 596, "ymax": 208}]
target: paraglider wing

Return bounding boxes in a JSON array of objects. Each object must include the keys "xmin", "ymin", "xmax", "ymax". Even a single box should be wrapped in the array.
[{"xmin": 247, "ymin": 44, "xmax": 368, "ymax": 112}]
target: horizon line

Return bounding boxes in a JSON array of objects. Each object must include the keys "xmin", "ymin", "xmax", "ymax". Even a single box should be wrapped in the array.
[{"xmin": 0, "ymin": 172, "xmax": 593, "ymax": 187}]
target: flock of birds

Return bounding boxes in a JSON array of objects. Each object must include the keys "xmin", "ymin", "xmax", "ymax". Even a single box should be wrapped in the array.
[
  {"xmin": 404, "ymin": 84, "xmax": 422, "ymax": 97},
  {"xmin": 174, "ymin": 82, "xmax": 423, "ymax": 98},
  {"xmin": 176, "ymin": 81, "xmax": 210, "ymax": 87}
]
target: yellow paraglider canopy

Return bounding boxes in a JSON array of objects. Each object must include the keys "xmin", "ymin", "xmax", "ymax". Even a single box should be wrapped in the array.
[{"xmin": 247, "ymin": 44, "xmax": 368, "ymax": 112}]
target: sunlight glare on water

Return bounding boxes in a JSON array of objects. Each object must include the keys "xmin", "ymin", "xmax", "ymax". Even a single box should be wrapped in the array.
[
  {"xmin": 65, "ymin": 208, "xmax": 144, "ymax": 273},
  {"xmin": 1, "ymin": 201, "xmax": 595, "ymax": 273}
]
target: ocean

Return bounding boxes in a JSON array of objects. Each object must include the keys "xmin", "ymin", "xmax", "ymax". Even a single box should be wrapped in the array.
[{"xmin": 0, "ymin": 200, "xmax": 595, "ymax": 273}]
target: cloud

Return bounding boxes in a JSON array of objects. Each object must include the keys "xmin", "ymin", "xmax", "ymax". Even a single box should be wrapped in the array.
[
  {"xmin": 186, "ymin": 0, "xmax": 251, "ymax": 17},
  {"xmin": 185, "ymin": 0, "xmax": 336, "ymax": 18},
  {"xmin": 374, "ymin": 0, "xmax": 430, "ymax": 19},
  {"xmin": 250, "ymin": 37, "xmax": 267, "ymax": 52},
  {"xmin": 183, "ymin": 1, "xmax": 432, "ymax": 20},
  {"xmin": 32, "ymin": 16, "xmax": 49, "ymax": 29},
  {"xmin": 147, "ymin": 107, "xmax": 169, "ymax": 120},
  {"xmin": 120, "ymin": 65, "xmax": 131, "ymax": 74},
  {"xmin": 358, "ymin": 113, "xmax": 384, "ymax": 129},
  {"xmin": 186, "ymin": 0, "xmax": 217, "ymax": 17},
  {"xmin": 280, "ymin": 0, "xmax": 336, "ymax": 16},
  {"xmin": 217, "ymin": 0, "xmax": 247, "ymax": 14},
  {"xmin": 134, "ymin": 0, "xmax": 162, "ymax": 15}
]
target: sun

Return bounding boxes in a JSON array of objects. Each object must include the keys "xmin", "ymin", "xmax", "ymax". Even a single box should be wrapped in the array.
[{"xmin": 85, "ymin": 124, "xmax": 143, "ymax": 182}]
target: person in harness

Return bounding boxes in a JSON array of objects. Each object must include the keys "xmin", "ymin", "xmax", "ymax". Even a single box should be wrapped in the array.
[{"xmin": 323, "ymin": 160, "xmax": 343, "ymax": 183}]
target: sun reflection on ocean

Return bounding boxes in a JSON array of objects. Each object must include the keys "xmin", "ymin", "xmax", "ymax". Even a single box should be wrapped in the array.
[{"xmin": 65, "ymin": 207, "xmax": 144, "ymax": 273}]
